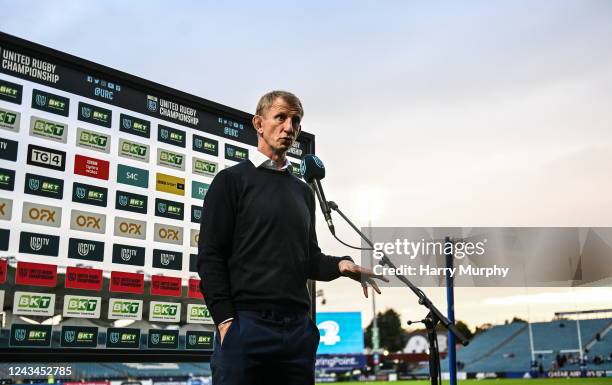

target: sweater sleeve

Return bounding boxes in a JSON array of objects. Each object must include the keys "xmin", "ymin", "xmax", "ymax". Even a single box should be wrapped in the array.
[
  {"xmin": 197, "ymin": 170, "xmax": 237, "ymax": 325},
  {"xmin": 307, "ymin": 187, "xmax": 348, "ymax": 281}
]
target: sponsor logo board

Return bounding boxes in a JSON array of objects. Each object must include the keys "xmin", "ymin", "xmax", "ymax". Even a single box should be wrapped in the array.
[
  {"xmin": 67, "ymin": 238, "xmax": 104, "ymax": 262},
  {"xmin": 187, "ymin": 304, "xmax": 214, "ymax": 324},
  {"xmin": 29, "ymin": 116, "xmax": 68, "ymax": 143},
  {"xmin": 149, "ymin": 301, "xmax": 181, "ymax": 323},
  {"xmin": 156, "ymin": 172, "xmax": 185, "ymax": 196},
  {"xmin": 70, "ymin": 209, "xmax": 106, "ymax": 234},
  {"xmin": 63, "ymin": 295, "xmax": 101, "ymax": 318},
  {"xmin": 114, "ymin": 216, "xmax": 146, "ymax": 240},
  {"xmin": 108, "ymin": 298, "xmax": 143, "ymax": 320},
  {"xmin": 13, "ymin": 291, "xmax": 56, "ymax": 316},
  {"xmin": 22, "ymin": 201, "xmax": 62, "ymax": 228},
  {"xmin": 27, "ymin": 144, "xmax": 66, "ymax": 171}
]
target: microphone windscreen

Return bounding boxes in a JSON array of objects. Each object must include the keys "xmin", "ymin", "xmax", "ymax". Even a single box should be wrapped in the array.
[{"xmin": 300, "ymin": 154, "xmax": 326, "ymax": 183}]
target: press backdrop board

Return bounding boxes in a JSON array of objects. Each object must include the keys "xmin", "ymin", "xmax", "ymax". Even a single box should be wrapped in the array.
[{"xmin": 0, "ymin": 32, "xmax": 314, "ymax": 360}]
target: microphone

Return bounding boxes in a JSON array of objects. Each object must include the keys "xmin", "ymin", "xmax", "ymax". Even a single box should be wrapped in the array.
[{"xmin": 300, "ymin": 155, "xmax": 335, "ymax": 235}]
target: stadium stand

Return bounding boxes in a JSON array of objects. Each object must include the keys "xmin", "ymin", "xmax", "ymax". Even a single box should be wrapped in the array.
[{"xmin": 412, "ymin": 317, "xmax": 612, "ymax": 376}]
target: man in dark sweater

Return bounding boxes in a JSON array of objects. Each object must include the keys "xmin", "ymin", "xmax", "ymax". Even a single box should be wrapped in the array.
[{"xmin": 198, "ymin": 90, "xmax": 385, "ymax": 384}]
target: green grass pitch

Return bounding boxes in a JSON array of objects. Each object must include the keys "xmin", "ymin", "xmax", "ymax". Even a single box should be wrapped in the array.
[{"xmin": 340, "ymin": 379, "xmax": 612, "ymax": 385}]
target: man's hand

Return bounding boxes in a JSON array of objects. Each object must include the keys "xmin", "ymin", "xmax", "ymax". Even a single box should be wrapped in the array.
[
  {"xmin": 338, "ymin": 260, "xmax": 389, "ymax": 298},
  {"xmin": 217, "ymin": 320, "xmax": 232, "ymax": 344}
]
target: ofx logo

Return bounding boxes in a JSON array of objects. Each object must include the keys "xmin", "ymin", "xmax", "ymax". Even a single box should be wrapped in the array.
[
  {"xmin": 114, "ymin": 217, "xmax": 146, "ymax": 240},
  {"xmin": 0, "ymin": 198, "xmax": 12, "ymax": 221},
  {"xmin": 70, "ymin": 209, "xmax": 106, "ymax": 234},
  {"xmin": 22, "ymin": 202, "xmax": 62, "ymax": 228},
  {"xmin": 154, "ymin": 223, "xmax": 183, "ymax": 245}
]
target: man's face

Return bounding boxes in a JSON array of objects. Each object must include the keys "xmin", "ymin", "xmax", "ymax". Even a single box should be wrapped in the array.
[{"xmin": 254, "ymin": 97, "xmax": 302, "ymax": 155}]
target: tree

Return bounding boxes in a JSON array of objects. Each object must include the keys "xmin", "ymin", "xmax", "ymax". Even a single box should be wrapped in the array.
[
  {"xmin": 411, "ymin": 320, "xmax": 473, "ymax": 342},
  {"xmin": 364, "ymin": 309, "xmax": 407, "ymax": 352}
]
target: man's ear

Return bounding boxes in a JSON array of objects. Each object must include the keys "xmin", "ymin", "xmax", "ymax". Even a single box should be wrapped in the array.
[{"xmin": 252, "ymin": 115, "xmax": 262, "ymax": 135}]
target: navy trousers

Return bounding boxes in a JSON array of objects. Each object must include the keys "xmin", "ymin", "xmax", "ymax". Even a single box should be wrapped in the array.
[{"xmin": 211, "ymin": 310, "xmax": 320, "ymax": 385}]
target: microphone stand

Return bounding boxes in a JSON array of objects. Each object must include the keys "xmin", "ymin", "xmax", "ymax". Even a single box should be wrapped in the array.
[{"xmin": 327, "ymin": 201, "xmax": 469, "ymax": 385}]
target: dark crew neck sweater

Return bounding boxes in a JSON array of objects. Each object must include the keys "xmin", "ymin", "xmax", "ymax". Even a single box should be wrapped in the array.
[{"xmin": 197, "ymin": 160, "xmax": 346, "ymax": 325}]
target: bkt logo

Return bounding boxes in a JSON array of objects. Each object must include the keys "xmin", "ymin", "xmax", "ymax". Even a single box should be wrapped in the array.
[
  {"xmin": 160, "ymin": 151, "xmax": 183, "ymax": 165},
  {"xmin": 68, "ymin": 298, "xmax": 98, "ymax": 312},
  {"xmin": 78, "ymin": 243, "xmax": 95, "ymax": 256},
  {"xmin": 30, "ymin": 237, "xmax": 49, "ymax": 251},
  {"xmin": 158, "ymin": 228, "xmax": 179, "ymax": 240},
  {"xmin": 191, "ymin": 307, "xmax": 210, "ymax": 318},
  {"xmin": 0, "ymin": 110, "xmax": 17, "ymax": 124},
  {"xmin": 76, "ymin": 215, "xmax": 102, "ymax": 229},
  {"xmin": 34, "ymin": 120, "xmax": 64, "ymax": 136},
  {"xmin": 154, "ymin": 304, "xmax": 178, "ymax": 316},
  {"xmin": 77, "ymin": 332, "xmax": 94, "ymax": 340},
  {"xmin": 112, "ymin": 301, "xmax": 139, "ymax": 314},
  {"xmin": 93, "ymin": 111, "xmax": 108, "ymax": 121},
  {"xmin": 122, "ymin": 142, "xmax": 147, "ymax": 156},
  {"xmin": 119, "ymin": 222, "xmax": 142, "ymax": 235},
  {"xmin": 19, "ymin": 295, "xmax": 52, "ymax": 309},
  {"xmin": 28, "ymin": 207, "xmax": 57, "ymax": 222},
  {"xmin": 80, "ymin": 131, "xmax": 107, "ymax": 146}
]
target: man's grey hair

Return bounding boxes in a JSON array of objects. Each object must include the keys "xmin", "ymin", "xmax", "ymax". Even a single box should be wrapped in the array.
[{"xmin": 255, "ymin": 90, "xmax": 304, "ymax": 118}]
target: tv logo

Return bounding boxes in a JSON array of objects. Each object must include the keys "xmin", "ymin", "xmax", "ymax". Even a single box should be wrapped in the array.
[{"xmin": 318, "ymin": 320, "xmax": 341, "ymax": 346}]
